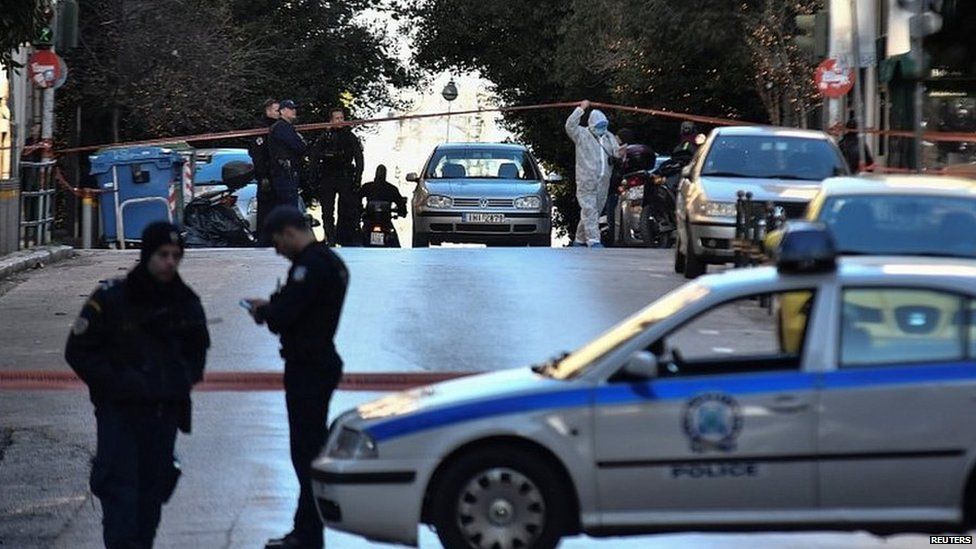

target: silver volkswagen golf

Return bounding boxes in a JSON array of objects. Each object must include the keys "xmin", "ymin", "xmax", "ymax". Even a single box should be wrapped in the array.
[{"xmin": 409, "ymin": 143, "xmax": 555, "ymax": 247}]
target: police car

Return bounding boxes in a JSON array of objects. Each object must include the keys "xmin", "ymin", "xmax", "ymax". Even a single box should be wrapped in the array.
[{"xmin": 312, "ymin": 223, "xmax": 976, "ymax": 548}]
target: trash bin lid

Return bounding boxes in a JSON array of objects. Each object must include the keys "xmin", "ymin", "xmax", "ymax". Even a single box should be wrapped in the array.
[{"xmin": 89, "ymin": 146, "xmax": 184, "ymax": 175}]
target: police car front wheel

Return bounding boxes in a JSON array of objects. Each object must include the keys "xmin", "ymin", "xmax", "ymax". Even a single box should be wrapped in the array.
[{"xmin": 430, "ymin": 446, "xmax": 572, "ymax": 549}]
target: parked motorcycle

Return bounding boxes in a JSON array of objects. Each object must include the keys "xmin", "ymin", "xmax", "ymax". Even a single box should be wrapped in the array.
[
  {"xmin": 184, "ymin": 161, "xmax": 256, "ymax": 247},
  {"xmin": 637, "ymin": 151, "xmax": 692, "ymax": 248},
  {"xmin": 361, "ymin": 200, "xmax": 403, "ymax": 247}
]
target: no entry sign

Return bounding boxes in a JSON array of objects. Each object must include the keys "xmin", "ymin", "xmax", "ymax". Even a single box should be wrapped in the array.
[
  {"xmin": 29, "ymin": 50, "xmax": 63, "ymax": 89},
  {"xmin": 815, "ymin": 58, "xmax": 855, "ymax": 99}
]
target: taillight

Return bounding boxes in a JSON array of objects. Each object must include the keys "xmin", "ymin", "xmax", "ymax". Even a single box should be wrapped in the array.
[{"xmin": 626, "ymin": 175, "xmax": 643, "ymax": 187}]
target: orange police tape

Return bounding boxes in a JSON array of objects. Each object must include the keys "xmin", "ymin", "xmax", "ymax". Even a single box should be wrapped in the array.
[
  {"xmin": 53, "ymin": 100, "xmax": 976, "ymax": 158},
  {"xmin": 0, "ymin": 370, "xmax": 475, "ymax": 392}
]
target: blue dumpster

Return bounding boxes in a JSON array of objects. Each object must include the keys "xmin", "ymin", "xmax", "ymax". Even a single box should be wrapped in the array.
[{"xmin": 90, "ymin": 146, "xmax": 184, "ymax": 245}]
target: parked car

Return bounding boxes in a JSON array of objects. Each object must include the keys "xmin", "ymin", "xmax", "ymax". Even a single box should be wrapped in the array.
[
  {"xmin": 675, "ymin": 126, "xmax": 848, "ymax": 278},
  {"xmin": 805, "ymin": 174, "xmax": 976, "ymax": 259},
  {"xmin": 311, "ymin": 225, "xmax": 976, "ymax": 548},
  {"xmin": 191, "ymin": 148, "xmax": 258, "ymax": 233},
  {"xmin": 409, "ymin": 143, "xmax": 555, "ymax": 247},
  {"xmin": 774, "ymin": 174, "xmax": 976, "ymax": 353}
]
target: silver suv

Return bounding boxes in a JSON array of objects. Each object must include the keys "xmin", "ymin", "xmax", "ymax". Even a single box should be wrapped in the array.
[
  {"xmin": 675, "ymin": 126, "xmax": 847, "ymax": 278},
  {"xmin": 409, "ymin": 143, "xmax": 554, "ymax": 247}
]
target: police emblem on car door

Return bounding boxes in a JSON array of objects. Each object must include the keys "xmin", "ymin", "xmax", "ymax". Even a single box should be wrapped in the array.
[{"xmin": 592, "ymin": 289, "xmax": 821, "ymax": 521}]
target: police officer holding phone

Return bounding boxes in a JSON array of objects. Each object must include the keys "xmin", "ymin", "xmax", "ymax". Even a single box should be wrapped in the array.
[{"xmin": 244, "ymin": 206, "xmax": 348, "ymax": 549}]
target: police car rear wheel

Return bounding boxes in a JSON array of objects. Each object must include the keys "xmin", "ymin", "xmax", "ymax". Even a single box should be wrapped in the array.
[{"xmin": 432, "ymin": 447, "xmax": 570, "ymax": 549}]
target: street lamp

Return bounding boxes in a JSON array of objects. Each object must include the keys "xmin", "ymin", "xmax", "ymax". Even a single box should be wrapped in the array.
[{"xmin": 442, "ymin": 79, "xmax": 458, "ymax": 142}]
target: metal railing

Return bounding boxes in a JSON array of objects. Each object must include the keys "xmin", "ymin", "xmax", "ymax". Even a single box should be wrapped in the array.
[{"xmin": 19, "ymin": 158, "xmax": 57, "ymax": 248}]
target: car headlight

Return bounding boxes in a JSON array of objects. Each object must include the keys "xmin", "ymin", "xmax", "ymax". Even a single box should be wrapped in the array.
[
  {"xmin": 625, "ymin": 186, "xmax": 644, "ymax": 201},
  {"xmin": 514, "ymin": 196, "xmax": 542, "ymax": 209},
  {"xmin": 246, "ymin": 197, "xmax": 258, "ymax": 216},
  {"xmin": 696, "ymin": 201, "xmax": 737, "ymax": 218},
  {"xmin": 425, "ymin": 195, "xmax": 453, "ymax": 209},
  {"xmin": 327, "ymin": 427, "xmax": 378, "ymax": 459}
]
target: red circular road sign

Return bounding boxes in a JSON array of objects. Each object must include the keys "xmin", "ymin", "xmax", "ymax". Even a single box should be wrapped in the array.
[
  {"xmin": 815, "ymin": 58, "xmax": 855, "ymax": 99},
  {"xmin": 29, "ymin": 50, "xmax": 63, "ymax": 89}
]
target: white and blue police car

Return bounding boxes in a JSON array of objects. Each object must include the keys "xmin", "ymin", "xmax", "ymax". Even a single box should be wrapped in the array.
[{"xmin": 312, "ymin": 223, "xmax": 976, "ymax": 548}]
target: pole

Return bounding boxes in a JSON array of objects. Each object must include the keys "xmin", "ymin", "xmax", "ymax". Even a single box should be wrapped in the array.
[
  {"xmin": 912, "ymin": 0, "xmax": 925, "ymax": 172},
  {"xmin": 81, "ymin": 191, "xmax": 92, "ymax": 249},
  {"xmin": 445, "ymin": 102, "xmax": 452, "ymax": 143},
  {"xmin": 849, "ymin": 0, "xmax": 867, "ymax": 172},
  {"xmin": 40, "ymin": 86, "xmax": 55, "ymax": 244}
]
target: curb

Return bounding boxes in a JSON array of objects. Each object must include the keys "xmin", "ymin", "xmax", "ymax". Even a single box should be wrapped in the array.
[{"xmin": 0, "ymin": 245, "xmax": 75, "ymax": 281}]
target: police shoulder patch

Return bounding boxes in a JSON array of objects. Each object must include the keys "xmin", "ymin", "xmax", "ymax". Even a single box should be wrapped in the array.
[{"xmin": 291, "ymin": 266, "xmax": 307, "ymax": 282}]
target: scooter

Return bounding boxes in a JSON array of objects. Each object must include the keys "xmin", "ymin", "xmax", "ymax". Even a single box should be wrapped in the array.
[
  {"xmin": 360, "ymin": 200, "xmax": 403, "ymax": 247},
  {"xmin": 184, "ymin": 161, "xmax": 256, "ymax": 247},
  {"xmin": 634, "ymin": 151, "xmax": 691, "ymax": 249}
]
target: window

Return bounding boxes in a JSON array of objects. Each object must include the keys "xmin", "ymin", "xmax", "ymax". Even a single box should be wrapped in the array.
[
  {"xmin": 968, "ymin": 300, "xmax": 976, "ymax": 359},
  {"xmin": 425, "ymin": 148, "xmax": 541, "ymax": 180},
  {"xmin": 840, "ymin": 289, "xmax": 968, "ymax": 367},
  {"xmin": 702, "ymin": 135, "xmax": 846, "ymax": 181},
  {"xmin": 645, "ymin": 290, "xmax": 815, "ymax": 379},
  {"xmin": 818, "ymin": 194, "xmax": 976, "ymax": 259}
]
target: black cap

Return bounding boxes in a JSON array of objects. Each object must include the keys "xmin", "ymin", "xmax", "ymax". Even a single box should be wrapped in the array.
[
  {"xmin": 279, "ymin": 99, "xmax": 298, "ymax": 110},
  {"xmin": 140, "ymin": 222, "xmax": 184, "ymax": 263},
  {"xmin": 263, "ymin": 205, "xmax": 307, "ymax": 235}
]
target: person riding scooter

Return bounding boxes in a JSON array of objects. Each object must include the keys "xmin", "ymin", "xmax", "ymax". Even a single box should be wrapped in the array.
[{"xmin": 359, "ymin": 165, "xmax": 407, "ymax": 247}]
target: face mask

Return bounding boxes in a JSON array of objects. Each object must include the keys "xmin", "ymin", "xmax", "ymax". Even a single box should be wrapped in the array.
[{"xmin": 591, "ymin": 124, "xmax": 608, "ymax": 137}]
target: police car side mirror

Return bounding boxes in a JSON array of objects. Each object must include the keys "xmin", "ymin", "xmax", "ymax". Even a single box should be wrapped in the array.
[
  {"xmin": 406, "ymin": 172, "xmax": 419, "ymax": 183},
  {"xmin": 623, "ymin": 351, "xmax": 659, "ymax": 379}
]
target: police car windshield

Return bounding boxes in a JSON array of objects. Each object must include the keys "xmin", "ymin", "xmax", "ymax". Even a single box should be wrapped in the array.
[
  {"xmin": 820, "ymin": 194, "xmax": 976, "ymax": 259},
  {"xmin": 549, "ymin": 284, "xmax": 711, "ymax": 380},
  {"xmin": 702, "ymin": 136, "xmax": 846, "ymax": 181},
  {"xmin": 426, "ymin": 149, "xmax": 541, "ymax": 180}
]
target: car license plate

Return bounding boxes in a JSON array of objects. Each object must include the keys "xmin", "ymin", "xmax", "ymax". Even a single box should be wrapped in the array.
[
  {"xmin": 370, "ymin": 232, "xmax": 385, "ymax": 245},
  {"xmin": 462, "ymin": 213, "xmax": 505, "ymax": 223}
]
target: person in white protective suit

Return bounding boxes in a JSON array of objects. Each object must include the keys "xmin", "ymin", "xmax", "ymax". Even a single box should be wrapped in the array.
[{"xmin": 565, "ymin": 100, "xmax": 621, "ymax": 248}]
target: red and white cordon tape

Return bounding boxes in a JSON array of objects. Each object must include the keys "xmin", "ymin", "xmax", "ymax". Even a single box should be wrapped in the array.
[
  {"xmin": 0, "ymin": 370, "xmax": 474, "ymax": 392},
  {"xmin": 53, "ymin": 100, "xmax": 976, "ymax": 158}
]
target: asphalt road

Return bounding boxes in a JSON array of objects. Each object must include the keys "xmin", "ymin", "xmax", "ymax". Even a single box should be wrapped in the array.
[{"xmin": 0, "ymin": 247, "xmax": 941, "ymax": 548}]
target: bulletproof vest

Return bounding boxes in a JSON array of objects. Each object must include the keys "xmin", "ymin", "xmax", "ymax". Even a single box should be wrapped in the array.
[{"xmin": 319, "ymin": 130, "xmax": 355, "ymax": 170}]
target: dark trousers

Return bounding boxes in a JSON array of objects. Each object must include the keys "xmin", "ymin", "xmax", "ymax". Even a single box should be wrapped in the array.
[
  {"xmin": 91, "ymin": 402, "xmax": 179, "ymax": 549},
  {"xmin": 256, "ymin": 178, "xmax": 276, "ymax": 246},
  {"xmin": 283, "ymin": 366, "xmax": 338, "ymax": 548},
  {"xmin": 316, "ymin": 176, "xmax": 361, "ymax": 246}
]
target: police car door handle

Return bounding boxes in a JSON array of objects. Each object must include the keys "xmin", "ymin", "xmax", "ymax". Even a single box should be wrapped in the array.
[{"xmin": 767, "ymin": 395, "xmax": 809, "ymax": 414}]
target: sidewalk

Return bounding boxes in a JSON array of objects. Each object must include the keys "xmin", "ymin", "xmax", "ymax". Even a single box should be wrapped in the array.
[{"xmin": 0, "ymin": 245, "xmax": 74, "ymax": 281}]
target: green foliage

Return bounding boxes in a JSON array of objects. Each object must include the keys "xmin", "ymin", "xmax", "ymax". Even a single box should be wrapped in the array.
[
  {"xmin": 0, "ymin": 0, "xmax": 47, "ymax": 68},
  {"xmin": 406, "ymin": 0, "xmax": 769, "ymax": 236}
]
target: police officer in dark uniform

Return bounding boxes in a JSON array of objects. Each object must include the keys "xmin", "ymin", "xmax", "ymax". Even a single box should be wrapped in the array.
[
  {"xmin": 311, "ymin": 107, "xmax": 364, "ymax": 246},
  {"xmin": 249, "ymin": 98, "xmax": 280, "ymax": 245},
  {"xmin": 269, "ymin": 99, "xmax": 308, "ymax": 212},
  {"xmin": 244, "ymin": 206, "xmax": 348, "ymax": 549},
  {"xmin": 65, "ymin": 222, "xmax": 210, "ymax": 549}
]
